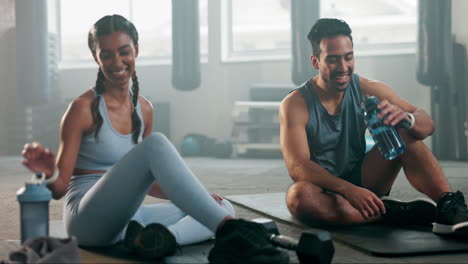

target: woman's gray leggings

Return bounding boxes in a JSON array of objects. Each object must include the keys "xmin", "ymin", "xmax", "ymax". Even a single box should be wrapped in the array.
[{"xmin": 63, "ymin": 133, "xmax": 235, "ymax": 246}]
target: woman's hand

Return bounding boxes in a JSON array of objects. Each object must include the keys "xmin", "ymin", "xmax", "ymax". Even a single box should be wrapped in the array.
[
  {"xmin": 211, "ymin": 193, "xmax": 224, "ymax": 205},
  {"xmin": 21, "ymin": 142, "xmax": 56, "ymax": 177}
]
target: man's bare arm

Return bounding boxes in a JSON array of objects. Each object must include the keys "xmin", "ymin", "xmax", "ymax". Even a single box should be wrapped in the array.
[{"xmin": 360, "ymin": 77, "xmax": 435, "ymax": 140}]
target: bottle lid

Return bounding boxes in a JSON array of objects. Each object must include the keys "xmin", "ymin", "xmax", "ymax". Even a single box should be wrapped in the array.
[
  {"xmin": 363, "ymin": 96, "xmax": 379, "ymax": 110},
  {"xmin": 17, "ymin": 173, "xmax": 52, "ymax": 202}
]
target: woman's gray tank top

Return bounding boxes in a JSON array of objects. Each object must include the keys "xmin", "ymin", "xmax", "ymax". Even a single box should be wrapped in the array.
[{"xmin": 74, "ymin": 90, "xmax": 144, "ymax": 171}]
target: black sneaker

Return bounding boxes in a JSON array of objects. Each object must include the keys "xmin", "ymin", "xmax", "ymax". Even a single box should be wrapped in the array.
[
  {"xmin": 208, "ymin": 219, "xmax": 289, "ymax": 264},
  {"xmin": 380, "ymin": 197, "xmax": 436, "ymax": 226},
  {"xmin": 123, "ymin": 220, "xmax": 177, "ymax": 259},
  {"xmin": 433, "ymin": 191, "xmax": 468, "ymax": 236},
  {"xmin": 123, "ymin": 220, "xmax": 144, "ymax": 251}
]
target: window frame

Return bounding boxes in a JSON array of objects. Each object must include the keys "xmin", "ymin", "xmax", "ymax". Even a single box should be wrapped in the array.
[
  {"xmin": 54, "ymin": 0, "xmax": 208, "ymax": 69},
  {"xmin": 220, "ymin": 0, "xmax": 417, "ymax": 63},
  {"xmin": 220, "ymin": 0, "xmax": 291, "ymax": 63}
]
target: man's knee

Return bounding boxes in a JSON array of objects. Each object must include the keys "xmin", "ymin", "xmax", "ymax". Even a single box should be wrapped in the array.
[
  {"xmin": 400, "ymin": 128, "xmax": 424, "ymax": 146},
  {"xmin": 399, "ymin": 128, "xmax": 438, "ymax": 163},
  {"xmin": 286, "ymin": 182, "xmax": 322, "ymax": 219},
  {"xmin": 287, "ymin": 182, "xmax": 358, "ymax": 225}
]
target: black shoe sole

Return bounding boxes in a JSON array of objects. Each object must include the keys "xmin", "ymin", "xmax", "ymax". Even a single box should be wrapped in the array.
[{"xmin": 382, "ymin": 197, "xmax": 436, "ymax": 226}]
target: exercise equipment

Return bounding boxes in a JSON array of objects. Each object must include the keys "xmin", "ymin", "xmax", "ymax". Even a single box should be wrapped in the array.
[
  {"xmin": 211, "ymin": 139, "xmax": 233, "ymax": 158},
  {"xmin": 290, "ymin": 0, "xmax": 319, "ymax": 85},
  {"xmin": 180, "ymin": 135, "xmax": 201, "ymax": 156},
  {"xmin": 417, "ymin": 0, "xmax": 466, "ymax": 161},
  {"xmin": 172, "ymin": 0, "xmax": 201, "ymax": 91},
  {"xmin": 16, "ymin": 0, "xmax": 50, "ymax": 105},
  {"xmin": 227, "ymin": 192, "xmax": 468, "ymax": 256},
  {"xmin": 252, "ymin": 218, "xmax": 334, "ymax": 264},
  {"xmin": 180, "ymin": 134, "xmax": 232, "ymax": 158},
  {"xmin": 417, "ymin": 0, "xmax": 451, "ymax": 87}
]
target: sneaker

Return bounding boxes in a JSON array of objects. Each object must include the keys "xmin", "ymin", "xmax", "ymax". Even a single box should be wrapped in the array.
[
  {"xmin": 123, "ymin": 220, "xmax": 177, "ymax": 259},
  {"xmin": 123, "ymin": 220, "xmax": 144, "ymax": 251},
  {"xmin": 433, "ymin": 191, "xmax": 468, "ymax": 236},
  {"xmin": 208, "ymin": 219, "xmax": 289, "ymax": 264},
  {"xmin": 380, "ymin": 197, "xmax": 436, "ymax": 226}
]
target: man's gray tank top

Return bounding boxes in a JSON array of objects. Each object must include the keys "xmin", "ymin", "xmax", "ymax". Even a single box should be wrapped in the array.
[{"xmin": 296, "ymin": 74, "xmax": 367, "ymax": 178}]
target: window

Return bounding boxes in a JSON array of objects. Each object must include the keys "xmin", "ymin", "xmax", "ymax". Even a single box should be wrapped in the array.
[
  {"xmin": 222, "ymin": 0, "xmax": 417, "ymax": 61},
  {"xmin": 322, "ymin": 0, "xmax": 417, "ymax": 54},
  {"xmin": 56, "ymin": 0, "xmax": 208, "ymax": 65},
  {"xmin": 222, "ymin": 0, "xmax": 291, "ymax": 61}
]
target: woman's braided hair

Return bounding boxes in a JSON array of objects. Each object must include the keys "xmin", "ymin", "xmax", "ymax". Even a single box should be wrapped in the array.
[{"xmin": 88, "ymin": 14, "xmax": 141, "ymax": 144}]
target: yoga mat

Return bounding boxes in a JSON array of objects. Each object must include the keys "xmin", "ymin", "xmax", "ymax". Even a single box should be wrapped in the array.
[{"xmin": 226, "ymin": 192, "xmax": 468, "ymax": 256}]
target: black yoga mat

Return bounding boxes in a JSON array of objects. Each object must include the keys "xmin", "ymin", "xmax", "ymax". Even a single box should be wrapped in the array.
[{"xmin": 226, "ymin": 192, "xmax": 468, "ymax": 256}]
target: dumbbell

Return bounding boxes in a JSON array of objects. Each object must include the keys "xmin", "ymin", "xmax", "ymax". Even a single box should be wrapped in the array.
[{"xmin": 252, "ymin": 218, "xmax": 334, "ymax": 264}]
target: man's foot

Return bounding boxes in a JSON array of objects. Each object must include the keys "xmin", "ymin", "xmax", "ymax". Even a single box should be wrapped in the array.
[
  {"xmin": 433, "ymin": 191, "xmax": 468, "ymax": 236},
  {"xmin": 380, "ymin": 197, "xmax": 436, "ymax": 226},
  {"xmin": 208, "ymin": 219, "xmax": 289, "ymax": 264},
  {"xmin": 123, "ymin": 220, "xmax": 177, "ymax": 259}
]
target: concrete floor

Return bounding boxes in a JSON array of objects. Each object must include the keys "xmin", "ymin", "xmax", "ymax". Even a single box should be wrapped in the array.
[{"xmin": 1, "ymin": 156, "xmax": 468, "ymax": 263}]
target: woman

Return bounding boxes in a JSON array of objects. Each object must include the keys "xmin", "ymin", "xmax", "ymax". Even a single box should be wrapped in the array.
[{"xmin": 21, "ymin": 15, "xmax": 287, "ymax": 262}]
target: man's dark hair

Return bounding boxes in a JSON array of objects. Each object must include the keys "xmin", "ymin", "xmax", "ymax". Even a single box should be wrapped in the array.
[{"xmin": 307, "ymin": 18, "xmax": 353, "ymax": 58}]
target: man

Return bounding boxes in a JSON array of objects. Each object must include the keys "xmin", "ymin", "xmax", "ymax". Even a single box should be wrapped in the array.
[{"xmin": 280, "ymin": 18, "xmax": 468, "ymax": 236}]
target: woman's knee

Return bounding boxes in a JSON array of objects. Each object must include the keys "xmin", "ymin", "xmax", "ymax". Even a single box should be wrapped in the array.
[
  {"xmin": 145, "ymin": 132, "xmax": 170, "ymax": 146},
  {"xmin": 221, "ymin": 198, "xmax": 236, "ymax": 217},
  {"xmin": 141, "ymin": 132, "xmax": 174, "ymax": 153}
]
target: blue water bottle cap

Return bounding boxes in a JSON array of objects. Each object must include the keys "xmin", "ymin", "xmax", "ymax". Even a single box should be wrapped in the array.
[
  {"xmin": 363, "ymin": 96, "xmax": 379, "ymax": 110},
  {"xmin": 17, "ymin": 173, "xmax": 52, "ymax": 202}
]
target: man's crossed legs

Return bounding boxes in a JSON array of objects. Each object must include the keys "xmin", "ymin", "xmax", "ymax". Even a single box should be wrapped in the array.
[{"xmin": 286, "ymin": 130, "xmax": 468, "ymax": 236}]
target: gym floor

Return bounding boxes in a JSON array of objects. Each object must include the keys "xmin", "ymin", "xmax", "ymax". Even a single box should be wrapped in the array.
[{"xmin": 1, "ymin": 156, "xmax": 468, "ymax": 263}]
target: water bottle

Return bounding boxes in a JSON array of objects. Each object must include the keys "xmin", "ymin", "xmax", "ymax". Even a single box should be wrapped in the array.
[
  {"xmin": 17, "ymin": 172, "xmax": 52, "ymax": 243},
  {"xmin": 362, "ymin": 96, "xmax": 406, "ymax": 160}
]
